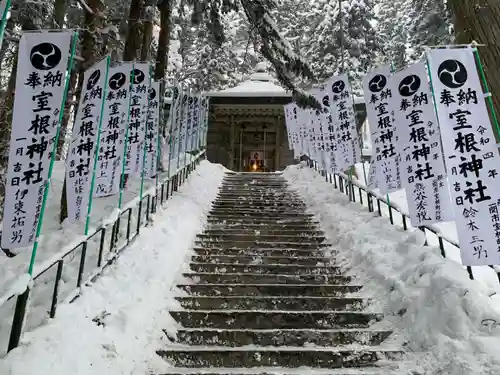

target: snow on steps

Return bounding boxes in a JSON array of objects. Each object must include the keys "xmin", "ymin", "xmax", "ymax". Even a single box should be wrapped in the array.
[{"xmin": 156, "ymin": 173, "xmax": 406, "ymax": 374}]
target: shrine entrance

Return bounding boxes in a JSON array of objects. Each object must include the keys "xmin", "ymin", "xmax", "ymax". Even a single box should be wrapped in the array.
[{"xmin": 205, "ymin": 65, "xmax": 294, "ymax": 172}]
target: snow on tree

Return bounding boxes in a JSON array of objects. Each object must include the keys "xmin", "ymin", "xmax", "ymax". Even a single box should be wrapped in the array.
[
  {"xmin": 375, "ymin": 0, "xmax": 452, "ymax": 67},
  {"xmin": 286, "ymin": 0, "xmax": 381, "ymax": 94}
]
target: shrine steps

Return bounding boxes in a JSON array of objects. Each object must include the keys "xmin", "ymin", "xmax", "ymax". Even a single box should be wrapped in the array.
[{"xmin": 156, "ymin": 172, "xmax": 407, "ymax": 374}]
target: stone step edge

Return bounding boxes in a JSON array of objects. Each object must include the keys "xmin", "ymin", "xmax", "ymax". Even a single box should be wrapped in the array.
[
  {"xmin": 194, "ymin": 243, "xmax": 332, "ymax": 247},
  {"xmin": 169, "ymin": 309, "xmax": 378, "ymax": 315},
  {"xmin": 158, "ymin": 371, "xmax": 396, "ymax": 375},
  {"xmin": 188, "ymin": 255, "xmax": 333, "ymax": 260},
  {"xmin": 176, "ymin": 283, "xmax": 359, "ymax": 287},
  {"xmin": 158, "ymin": 346, "xmax": 401, "ymax": 353},
  {"xmin": 191, "ymin": 249, "xmax": 334, "ymax": 254},
  {"xmin": 180, "ymin": 273, "xmax": 347, "ymax": 281},
  {"xmin": 175, "ymin": 296, "xmax": 365, "ymax": 300},
  {"xmin": 156, "ymin": 367, "xmax": 400, "ymax": 375},
  {"xmin": 188, "ymin": 262, "xmax": 339, "ymax": 268},
  {"xmin": 165, "ymin": 328, "xmax": 388, "ymax": 333}
]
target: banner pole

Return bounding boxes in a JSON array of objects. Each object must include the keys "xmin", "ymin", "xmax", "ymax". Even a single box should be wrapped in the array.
[
  {"xmin": 117, "ymin": 66, "xmax": 135, "ymax": 211},
  {"xmin": 83, "ymin": 56, "xmax": 110, "ymax": 237},
  {"xmin": 0, "ymin": 0, "xmax": 11, "ymax": 49},
  {"xmin": 473, "ymin": 49, "xmax": 500, "ymax": 140},
  {"xmin": 27, "ymin": 31, "xmax": 78, "ymax": 275},
  {"xmin": 139, "ymin": 67, "xmax": 152, "ymax": 203}
]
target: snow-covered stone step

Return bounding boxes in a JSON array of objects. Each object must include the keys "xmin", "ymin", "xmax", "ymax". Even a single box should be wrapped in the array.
[
  {"xmin": 202, "ymin": 229, "xmax": 323, "ymax": 236},
  {"xmin": 157, "ymin": 365, "xmax": 406, "ymax": 375},
  {"xmin": 176, "ymin": 284, "xmax": 361, "ymax": 297},
  {"xmin": 168, "ymin": 310, "xmax": 382, "ymax": 329},
  {"xmin": 194, "ymin": 241, "xmax": 331, "ymax": 250},
  {"xmin": 156, "ymin": 346, "xmax": 404, "ymax": 368},
  {"xmin": 211, "ymin": 204, "xmax": 306, "ymax": 209},
  {"xmin": 168, "ymin": 328, "xmax": 392, "ymax": 347},
  {"xmin": 175, "ymin": 296, "xmax": 367, "ymax": 311},
  {"xmin": 159, "ymin": 369, "xmax": 401, "ymax": 375},
  {"xmin": 196, "ymin": 236, "xmax": 326, "ymax": 245},
  {"xmin": 188, "ymin": 263, "xmax": 341, "ymax": 275},
  {"xmin": 212, "ymin": 200, "xmax": 306, "ymax": 206},
  {"xmin": 191, "ymin": 248, "xmax": 332, "ymax": 258},
  {"xmin": 206, "ymin": 217, "xmax": 319, "ymax": 224},
  {"xmin": 205, "ymin": 223, "xmax": 321, "ymax": 231},
  {"xmin": 217, "ymin": 189, "xmax": 291, "ymax": 194},
  {"xmin": 209, "ymin": 211, "xmax": 309, "ymax": 217},
  {"xmin": 181, "ymin": 273, "xmax": 350, "ymax": 285},
  {"xmin": 189, "ymin": 254, "xmax": 334, "ymax": 265},
  {"xmin": 215, "ymin": 194, "xmax": 299, "ymax": 201}
]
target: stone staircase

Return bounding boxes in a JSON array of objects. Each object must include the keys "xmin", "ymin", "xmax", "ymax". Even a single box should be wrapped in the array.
[{"xmin": 157, "ymin": 172, "xmax": 405, "ymax": 374}]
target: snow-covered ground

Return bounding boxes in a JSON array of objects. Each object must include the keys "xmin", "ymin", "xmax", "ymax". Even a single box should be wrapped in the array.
[
  {"xmin": 350, "ymin": 161, "xmax": 500, "ymax": 288},
  {"xmin": 285, "ymin": 163, "xmax": 500, "ymax": 375},
  {"xmin": 0, "ymin": 151, "xmax": 199, "ymax": 357},
  {"xmin": 0, "ymin": 160, "xmax": 225, "ymax": 372}
]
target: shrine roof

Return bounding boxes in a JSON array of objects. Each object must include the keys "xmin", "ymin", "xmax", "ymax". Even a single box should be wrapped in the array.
[{"xmin": 207, "ymin": 69, "xmax": 291, "ymax": 98}]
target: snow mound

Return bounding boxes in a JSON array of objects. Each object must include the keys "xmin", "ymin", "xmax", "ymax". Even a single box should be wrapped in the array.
[
  {"xmin": 0, "ymin": 160, "xmax": 225, "ymax": 375},
  {"xmin": 284, "ymin": 162, "xmax": 500, "ymax": 375}
]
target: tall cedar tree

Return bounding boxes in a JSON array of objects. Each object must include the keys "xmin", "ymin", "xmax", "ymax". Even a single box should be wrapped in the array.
[{"xmin": 448, "ymin": 0, "xmax": 500, "ymax": 140}]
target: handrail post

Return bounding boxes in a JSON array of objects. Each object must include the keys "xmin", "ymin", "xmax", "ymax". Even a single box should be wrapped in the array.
[{"xmin": 8, "ymin": 288, "xmax": 30, "ymax": 352}]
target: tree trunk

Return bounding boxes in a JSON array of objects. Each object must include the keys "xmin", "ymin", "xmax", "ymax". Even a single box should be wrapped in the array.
[
  {"xmin": 123, "ymin": 0, "xmax": 144, "ymax": 61},
  {"xmin": 154, "ymin": 0, "xmax": 173, "ymax": 80},
  {"xmin": 60, "ymin": 0, "xmax": 106, "ymax": 224},
  {"xmin": 52, "ymin": 0, "xmax": 67, "ymax": 28},
  {"xmin": 56, "ymin": 70, "xmax": 79, "ymax": 159},
  {"xmin": 448, "ymin": 0, "xmax": 500, "ymax": 139},
  {"xmin": 141, "ymin": 19, "xmax": 154, "ymax": 61}
]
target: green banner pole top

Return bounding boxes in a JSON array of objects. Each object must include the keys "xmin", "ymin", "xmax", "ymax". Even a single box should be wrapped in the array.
[
  {"xmin": 0, "ymin": 0, "xmax": 11, "ymax": 48},
  {"xmin": 28, "ymin": 31, "xmax": 78, "ymax": 275},
  {"xmin": 84, "ymin": 56, "xmax": 110, "ymax": 237}
]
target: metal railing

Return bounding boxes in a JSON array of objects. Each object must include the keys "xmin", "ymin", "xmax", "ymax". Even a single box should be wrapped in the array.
[
  {"xmin": 309, "ymin": 162, "xmax": 500, "ymax": 284},
  {"xmin": 0, "ymin": 150, "xmax": 206, "ymax": 356}
]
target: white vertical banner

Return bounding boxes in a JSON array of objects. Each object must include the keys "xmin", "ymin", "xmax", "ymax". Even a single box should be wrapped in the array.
[
  {"xmin": 185, "ymin": 93, "xmax": 195, "ymax": 152},
  {"xmin": 363, "ymin": 66, "xmax": 402, "ymax": 194},
  {"xmin": 428, "ymin": 47, "xmax": 500, "ymax": 265},
  {"xmin": 94, "ymin": 63, "xmax": 132, "ymax": 197},
  {"xmin": 66, "ymin": 57, "xmax": 108, "ymax": 222},
  {"xmin": 367, "ymin": 159, "xmax": 378, "ymax": 189},
  {"xmin": 144, "ymin": 80, "xmax": 160, "ymax": 178},
  {"xmin": 328, "ymin": 74, "xmax": 361, "ymax": 171},
  {"xmin": 290, "ymin": 105, "xmax": 301, "ymax": 158},
  {"xmin": 283, "ymin": 104, "xmax": 294, "ymax": 151},
  {"xmin": 391, "ymin": 61, "xmax": 453, "ymax": 226},
  {"xmin": 287, "ymin": 104, "xmax": 301, "ymax": 158},
  {"xmin": 298, "ymin": 108, "xmax": 309, "ymax": 157},
  {"xmin": 319, "ymin": 92, "xmax": 339, "ymax": 174},
  {"xmin": 170, "ymin": 86, "xmax": 183, "ymax": 160},
  {"xmin": 189, "ymin": 94, "xmax": 200, "ymax": 152},
  {"xmin": 2, "ymin": 31, "xmax": 72, "ymax": 248},
  {"xmin": 125, "ymin": 63, "xmax": 149, "ymax": 175},
  {"xmin": 177, "ymin": 90, "xmax": 189, "ymax": 156}
]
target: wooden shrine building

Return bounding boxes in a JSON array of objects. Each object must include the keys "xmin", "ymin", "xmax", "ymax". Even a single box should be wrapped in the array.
[
  {"xmin": 205, "ymin": 66, "xmax": 294, "ymax": 172},
  {"xmin": 205, "ymin": 65, "xmax": 368, "ymax": 172}
]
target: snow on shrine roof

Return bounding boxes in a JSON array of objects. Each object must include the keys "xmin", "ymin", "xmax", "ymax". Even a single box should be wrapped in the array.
[{"xmin": 208, "ymin": 69, "xmax": 292, "ymax": 98}]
